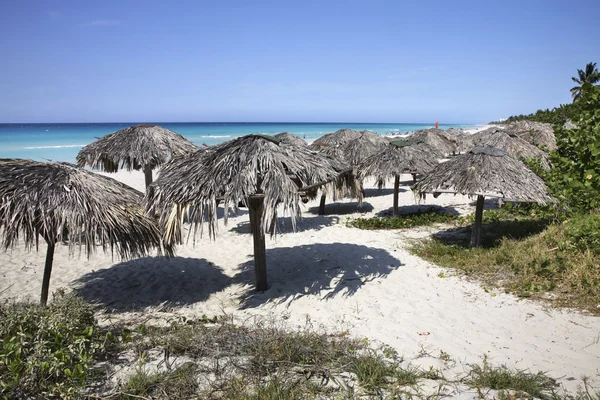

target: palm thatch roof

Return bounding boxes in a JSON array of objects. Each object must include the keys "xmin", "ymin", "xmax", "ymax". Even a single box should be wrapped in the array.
[
  {"xmin": 413, "ymin": 147, "xmax": 549, "ymax": 203},
  {"xmin": 147, "ymin": 134, "xmax": 350, "ymax": 242},
  {"xmin": 409, "ymin": 129, "xmax": 458, "ymax": 156},
  {"xmin": 357, "ymin": 140, "xmax": 442, "ymax": 187},
  {"xmin": 310, "ymin": 129, "xmax": 388, "ymax": 166},
  {"xmin": 76, "ymin": 124, "xmax": 197, "ymax": 173},
  {"xmin": 458, "ymin": 128, "xmax": 550, "ymax": 169},
  {"xmin": 0, "ymin": 159, "xmax": 167, "ymax": 303},
  {"xmin": 504, "ymin": 120, "xmax": 557, "ymax": 151},
  {"xmin": 0, "ymin": 159, "xmax": 164, "ymax": 256},
  {"xmin": 274, "ymin": 132, "xmax": 307, "ymax": 146}
]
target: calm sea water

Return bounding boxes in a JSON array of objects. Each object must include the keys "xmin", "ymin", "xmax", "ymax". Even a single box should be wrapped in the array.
[{"xmin": 0, "ymin": 122, "xmax": 477, "ymax": 163}]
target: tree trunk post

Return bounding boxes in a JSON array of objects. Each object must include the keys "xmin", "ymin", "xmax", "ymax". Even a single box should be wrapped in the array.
[
  {"xmin": 411, "ymin": 173, "xmax": 417, "ymax": 184},
  {"xmin": 470, "ymin": 195, "xmax": 485, "ymax": 248},
  {"xmin": 248, "ymin": 195, "xmax": 267, "ymax": 291},
  {"xmin": 144, "ymin": 166, "xmax": 153, "ymax": 190},
  {"xmin": 40, "ymin": 241, "xmax": 55, "ymax": 305},
  {"xmin": 318, "ymin": 194, "xmax": 326, "ymax": 216},
  {"xmin": 393, "ymin": 175, "xmax": 400, "ymax": 217}
]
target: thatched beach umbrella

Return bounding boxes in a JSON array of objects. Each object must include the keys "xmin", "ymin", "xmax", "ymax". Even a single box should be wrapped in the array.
[
  {"xmin": 410, "ymin": 129, "xmax": 458, "ymax": 156},
  {"xmin": 274, "ymin": 132, "xmax": 307, "ymax": 146},
  {"xmin": 310, "ymin": 129, "xmax": 387, "ymax": 214},
  {"xmin": 147, "ymin": 134, "xmax": 348, "ymax": 291},
  {"xmin": 413, "ymin": 147, "xmax": 549, "ymax": 247},
  {"xmin": 458, "ymin": 128, "xmax": 550, "ymax": 169},
  {"xmin": 358, "ymin": 140, "xmax": 442, "ymax": 216},
  {"xmin": 505, "ymin": 120, "xmax": 557, "ymax": 151},
  {"xmin": 0, "ymin": 159, "xmax": 166, "ymax": 304},
  {"xmin": 76, "ymin": 124, "xmax": 197, "ymax": 189}
]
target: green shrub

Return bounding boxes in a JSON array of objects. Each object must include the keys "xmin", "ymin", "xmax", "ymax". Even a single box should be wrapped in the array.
[
  {"xmin": 0, "ymin": 294, "xmax": 114, "ymax": 399},
  {"xmin": 562, "ymin": 214, "xmax": 600, "ymax": 254}
]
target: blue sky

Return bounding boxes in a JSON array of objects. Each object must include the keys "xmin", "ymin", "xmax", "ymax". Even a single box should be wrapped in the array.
[{"xmin": 0, "ymin": 0, "xmax": 598, "ymax": 123}]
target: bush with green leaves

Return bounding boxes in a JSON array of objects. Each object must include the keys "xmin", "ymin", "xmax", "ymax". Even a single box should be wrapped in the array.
[
  {"xmin": 0, "ymin": 294, "xmax": 115, "ymax": 399},
  {"xmin": 544, "ymin": 84, "xmax": 600, "ymax": 213}
]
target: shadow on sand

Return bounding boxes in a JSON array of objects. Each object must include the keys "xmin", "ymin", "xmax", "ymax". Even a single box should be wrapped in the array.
[
  {"xmin": 433, "ymin": 218, "xmax": 551, "ymax": 249},
  {"xmin": 73, "ymin": 257, "xmax": 230, "ymax": 312},
  {"xmin": 232, "ymin": 214, "xmax": 340, "ymax": 234},
  {"xmin": 375, "ymin": 204, "xmax": 462, "ymax": 218},
  {"xmin": 362, "ymin": 187, "xmax": 406, "ymax": 198},
  {"xmin": 306, "ymin": 201, "xmax": 374, "ymax": 216},
  {"xmin": 234, "ymin": 243, "xmax": 402, "ymax": 308}
]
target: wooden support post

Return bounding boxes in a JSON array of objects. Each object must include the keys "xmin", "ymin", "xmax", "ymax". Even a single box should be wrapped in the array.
[
  {"xmin": 144, "ymin": 166, "xmax": 153, "ymax": 190},
  {"xmin": 248, "ymin": 195, "xmax": 267, "ymax": 291},
  {"xmin": 393, "ymin": 175, "xmax": 400, "ymax": 217},
  {"xmin": 411, "ymin": 173, "xmax": 417, "ymax": 184},
  {"xmin": 40, "ymin": 242, "xmax": 55, "ymax": 305},
  {"xmin": 470, "ymin": 195, "xmax": 485, "ymax": 248},
  {"xmin": 318, "ymin": 194, "xmax": 326, "ymax": 215}
]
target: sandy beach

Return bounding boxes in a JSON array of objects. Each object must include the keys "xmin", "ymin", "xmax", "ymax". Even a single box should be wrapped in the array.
[{"xmin": 1, "ymin": 169, "xmax": 598, "ymax": 394}]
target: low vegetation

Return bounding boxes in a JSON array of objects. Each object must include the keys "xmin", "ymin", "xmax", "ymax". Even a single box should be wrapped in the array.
[
  {"xmin": 0, "ymin": 293, "xmax": 116, "ymax": 399},
  {"xmin": 348, "ymin": 209, "xmax": 458, "ymax": 230},
  {"xmin": 1, "ymin": 296, "xmax": 598, "ymax": 398}
]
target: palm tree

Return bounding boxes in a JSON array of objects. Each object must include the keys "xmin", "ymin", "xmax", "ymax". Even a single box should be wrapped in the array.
[{"xmin": 571, "ymin": 62, "xmax": 600, "ymax": 101}]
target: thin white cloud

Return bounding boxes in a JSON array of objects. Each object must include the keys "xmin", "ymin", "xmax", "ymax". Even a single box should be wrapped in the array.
[{"xmin": 82, "ymin": 19, "xmax": 121, "ymax": 27}]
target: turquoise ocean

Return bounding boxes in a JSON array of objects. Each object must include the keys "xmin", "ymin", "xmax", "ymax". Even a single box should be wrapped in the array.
[{"xmin": 0, "ymin": 122, "xmax": 478, "ymax": 163}]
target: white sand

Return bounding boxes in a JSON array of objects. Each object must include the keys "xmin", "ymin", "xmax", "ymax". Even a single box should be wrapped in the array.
[{"xmin": 1, "ymin": 171, "xmax": 599, "ymax": 393}]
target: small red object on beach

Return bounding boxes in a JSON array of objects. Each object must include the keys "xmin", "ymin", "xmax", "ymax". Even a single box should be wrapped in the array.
[{"xmin": 435, "ymin": 121, "xmax": 439, "ymax": 129}]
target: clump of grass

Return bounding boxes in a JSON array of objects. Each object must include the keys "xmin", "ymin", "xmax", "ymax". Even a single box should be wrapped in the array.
[
  {"xmin": 116, "ymin": 362, "xmax": 199, "ymax": 400},
  {"xmin": 465, "ymin": 357, "xmax": 558, "ymax": 400},
  {"xmin": 411, "ymin": 213, "xmax": 600, "ymax": 313},
  {"xmin": 351, "ymin": 352, "xmax": 395, "ymax": 392},
  {"xmin": 349, "ymin": 211, "xmax": 458, "ymax": 230}
]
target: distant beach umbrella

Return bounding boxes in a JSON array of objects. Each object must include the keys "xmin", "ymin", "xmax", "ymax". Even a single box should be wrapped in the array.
[
  {"xmin": 309, "ymin": 129, "xmax": 387, "ymax": 214},
  {"xmin": 310, "ymin": 129, "xmax": 388, "ymax": 166},
  {"xmin": 410, "ymin": 129, "xmax": 459, "ymax": 157},
  {"xmin": 76, "ymin": 124, "xmax": 197, "ymax": 189},
  {"xmin": 147, "ymin": 134, "xmax": 353, "ymax": 291},
  {"xmin": 0, "ymin": 159, "xmax": 166, "ymax": 304},
  {"xmin": 358, "ymin": 140, "xmax": 442, "ymax": 216},
  {"xmin": 274, "ymin": 132, "xmax": 307, "ymax": 146},
  {"xmin": 504, "ymin": 120, "xmax": 557, "ymax": 151},
  {"xmin": 413, "ymin": 147, "xmax": 549, "ymax": 247},
  {"xmin": 458, "ymin": 128, "xmax": 550, "ymax": 169}
]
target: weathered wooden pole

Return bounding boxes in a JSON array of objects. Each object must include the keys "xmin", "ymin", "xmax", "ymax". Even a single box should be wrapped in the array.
[
  {"xmin": 40, "ymin": 241, "xmax": 56, "ymax": 305},
  {"xmin": 248, "ymin": 195, "xmax": 267, "ymax": 291},
  {"xmin": 318, "ymin": 194, "xmax": 326, "ymax": 215},
  {"xmin": 411, "ymin": 173, "xmax": 417, "ymax": 184},
  {"xmin": 393, "ymin": 175, "xmax": 400, "ymax": 217},
  {"xmin": 144, "ymin": 166, "xmax": 153, "ymax": 189},
  {"xmin": 470, "ymin": 195, "xmax": 485, "ymax": 247}
]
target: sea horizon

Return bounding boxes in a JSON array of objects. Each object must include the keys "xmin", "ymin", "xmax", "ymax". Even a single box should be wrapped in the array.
[{"xmin": 0, "ymin": 121, "xmax": 482, "ymax": 163}]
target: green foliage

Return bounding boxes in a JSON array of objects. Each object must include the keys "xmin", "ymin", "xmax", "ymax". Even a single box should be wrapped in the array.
[
  {"xmin": 571, "ymin": 62, "xmax": 600, "ymax": 101},
  {"xmin": 0, "ymin": 294, "xmax": 115, "ymax": 399},
  {"xmin": 562, "ymin": 214, "xmax": 600, "ymax": 255},
  {"xmin": 348, "ymin": 211, "xmax": 458, "ymax": 230},
  {"xmin": 465, "ymin": 357, "xmax": 558, "ymax": 400},
  {"xmin": 544, "ymin": 84, "xmax": 600, "ymax": 213}
]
